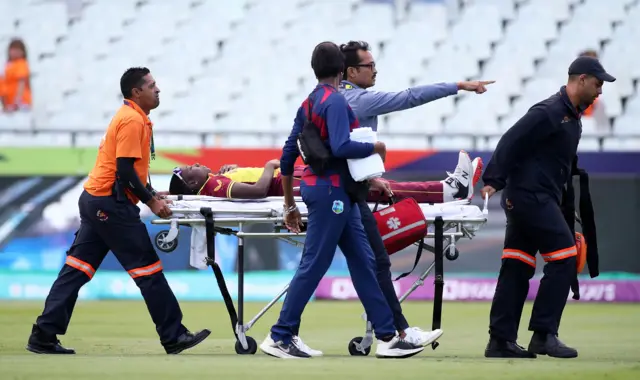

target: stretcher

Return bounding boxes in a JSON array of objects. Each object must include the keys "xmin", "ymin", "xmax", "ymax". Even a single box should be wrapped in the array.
[{"xmin": 150, "ymin": 195, "xmax": 489, "ymax": 355}]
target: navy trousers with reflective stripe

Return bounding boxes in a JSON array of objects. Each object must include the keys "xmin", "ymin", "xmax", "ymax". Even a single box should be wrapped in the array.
[
  {"xmin": 35, "ymin": 190, "xmax": 186, "ymax": 345},
  {"xmin": 489, "ymin": 190, "xmax": 577, "ymax": 341}
]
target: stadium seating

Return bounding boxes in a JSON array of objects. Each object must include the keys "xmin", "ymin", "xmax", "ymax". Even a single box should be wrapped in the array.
[{"xmin": 0, "ymin": 0, "xmax": 639, "ymax": 150}]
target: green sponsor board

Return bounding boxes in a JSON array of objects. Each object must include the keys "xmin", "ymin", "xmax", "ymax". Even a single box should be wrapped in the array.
[{"xmin": 0, "ymin": 148, "xmax": 192, "ymax": 175}]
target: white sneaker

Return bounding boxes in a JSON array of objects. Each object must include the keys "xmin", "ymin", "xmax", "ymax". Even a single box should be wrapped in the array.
[
  {"xmin": 375, "ymin": 336, "xmax": 425, "ymax": 359},
  {"xmin": 292, "ymin": 335, "xmax": 323, "ymax": 357},
  {"xmin": 259, "ymin": 335, "xmax": 311, "ymax": 359},
  {"xmin": 403, "ymin": 327, "xmax": 444, "ymax": 346},
  {"xmin": 442, "ymin": 150, "xmax": 474, "ymax": 202}
]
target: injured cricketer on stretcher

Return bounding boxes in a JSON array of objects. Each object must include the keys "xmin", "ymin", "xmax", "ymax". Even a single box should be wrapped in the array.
[
  {"xmin": 167, "ymin": 152, "xmax": 483, "ymax": 206},
  {"xmin": 163, "ymin": 151, "xmax": 483, "ymax": 356}
]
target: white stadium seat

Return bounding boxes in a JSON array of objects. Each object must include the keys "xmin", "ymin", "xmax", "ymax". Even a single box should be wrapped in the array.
[
  {"xmin": 0, "ymin": 112, "xmax": 33, "ymax": 131},
  {"xmin": 0, "ymin": 131, "xmax": 72, "ymax": 147},
  {"xmin": 378, "ymin": 134, "xmax": 430, "ymax": 150},
  {"xmin": 602, "ymin": 137, "xmax": 640, "ymax": 151},
  {"xmin": 431, "ymin": 135, "xmax": 476, "ymax": 150},
  {"xmin": 74, "ymin": 132, "xmax": 104, "ymax": 148},
  {"xmin": 385, "ymin": 106, "xmax": 444, "ymax": 134},
  {"xmin": 0, "ymin": 0, "xmax": 637, "ymax": 151},
  {"xmin": 580, "ymin": 117, "xmax": 603, "ymax": 137},
  {"xmin": 479, "ymin": 135, "xmax": 502, "ymax": 151},
  {"xmin": 578, "ymin": 137, "xmax": 602, "ymax": 152}
]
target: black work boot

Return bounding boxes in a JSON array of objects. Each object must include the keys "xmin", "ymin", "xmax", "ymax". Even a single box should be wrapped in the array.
[
  {"xmin": 163, "ymin": 329, "xmax": 211, "ymax": 354},
  {"xmin": 484, "ymin": 336, "xmax": 537, "ymax": 358},
  {"xmin": 528, "ymin": 332, "xmax": 578, "ymax": 358},
  {"xmin": 26, "ymin": 324, "xmax": 75, "ymax": 354}
]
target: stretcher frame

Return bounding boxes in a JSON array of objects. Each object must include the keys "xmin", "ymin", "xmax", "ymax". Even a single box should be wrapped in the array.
[{"xmin": 151, "ymin": 195, "xmax": 488, "ymax": 355}]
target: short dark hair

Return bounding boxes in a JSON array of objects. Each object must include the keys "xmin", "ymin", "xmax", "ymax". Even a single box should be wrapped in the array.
[
  {"xmin": 120, "ymin": 67, "xmax": 150, "ymax": 99},
  {"xmin": 340, "ymin": 41, "xmax": 369, "ymax": 80},
  {"xmin": 311, "ymin": 42, "xmax": 345, "ymax": 80},
  {"xmin": 8, "ymin": 38, "xmax": 28, "ymax": 60}
]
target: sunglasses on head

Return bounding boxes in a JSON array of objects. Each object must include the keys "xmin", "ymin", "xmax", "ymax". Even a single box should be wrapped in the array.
[
  {"xmin": 173, "ymin": 167, "xmax": 185, "ymax": 180},
  {"xmin": 172, "ymin": 167, "xmax": 196, "ymax": 193}
]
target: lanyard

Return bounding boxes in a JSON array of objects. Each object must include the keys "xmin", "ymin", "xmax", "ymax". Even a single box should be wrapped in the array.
[
  {"xmin": 146, "ymin": 114, "xmax": 155, "ymax": 191},
  {"xmin": 150, "ymin": 133, "xmax": 155, "ymax": 161}
]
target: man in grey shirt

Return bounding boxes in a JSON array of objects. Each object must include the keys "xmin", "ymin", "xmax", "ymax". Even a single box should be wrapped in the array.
[
  {"xmin": 337, "ymin": 39, "xmax": 493, "ymax": 348},
  {"xmin": 339, "ymin": 40, "xmax": 494, "ymax": 130},
  {"xmin": 338, "ymin": 40, "xmax": 491, "ymax": 205}
]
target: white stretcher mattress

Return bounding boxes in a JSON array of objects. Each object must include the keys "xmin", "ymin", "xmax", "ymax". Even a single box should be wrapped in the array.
[{"xmin": 165, "ymin": 196, "xmax": 488, "ymax": 233}]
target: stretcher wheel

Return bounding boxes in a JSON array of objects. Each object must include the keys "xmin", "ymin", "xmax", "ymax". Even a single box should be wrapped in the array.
[
  {"xmin": 155, "ymin": 230, "xmax": 178, "ymax": 253},
  {"xmin": 445, "ymin": 248, "xmax": 459, "ymax": 261},
  {"xmin": 348, "ymin": 337, "xmax": 371, "ymax": 356},
  {"xmin": 235, "ymin": 336, "xmax": 257, "ymax": 355}
]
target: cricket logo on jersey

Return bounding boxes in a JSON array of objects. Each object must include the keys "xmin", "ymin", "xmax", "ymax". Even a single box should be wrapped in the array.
[
  {"xmin": 332, "ymin": 200, "xmax": 344, "ymax": 214},
  {"xmin": 200, "ymin": 175, "xmax": 235, "ymax": 198}
]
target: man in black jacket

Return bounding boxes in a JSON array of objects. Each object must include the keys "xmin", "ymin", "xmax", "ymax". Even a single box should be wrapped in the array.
[
  {"xmin": 26, "ymin": 67, "xmax": 211, "ymax": 355},
  {"xmin": 480, "ymin": 56, "xmax": 614, "ymax": 359}
]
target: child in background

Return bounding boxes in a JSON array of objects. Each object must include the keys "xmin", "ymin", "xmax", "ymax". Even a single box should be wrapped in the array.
[{"xmin": 1, "ymin": 38, "xmax": 31, "ymax": 112}]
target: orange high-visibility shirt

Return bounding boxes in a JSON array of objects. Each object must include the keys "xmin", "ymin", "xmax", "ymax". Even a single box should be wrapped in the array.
[
  {"xmin": 1, "ymin": 58, "xmax": 31, "ymax": 107},
  {"xmin": 84, "ymin": 100, "xmax": 153, "ymax": 204}
]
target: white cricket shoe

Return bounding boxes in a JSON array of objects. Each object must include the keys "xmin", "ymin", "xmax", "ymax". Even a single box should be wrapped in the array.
[
  {"xmin": 259, "ymin": 334, "xmax": 311, "ymax": 359},
  {"xmin": 442, "ymin": 150, "xmax": 474, "ymax": 202},
  {"xmin": 292, "ymin": 335, "xmax": 323, "ymax": 357},
  {"xmin": 403, "ymin": 327, "xmax": 444, "ymax": 346},
  {"xmin": 375, "ymin": 336, "xmax": 425, "ymax": 359}
]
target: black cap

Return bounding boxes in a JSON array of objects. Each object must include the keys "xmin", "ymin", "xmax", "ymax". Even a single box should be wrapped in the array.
[{"xmin": 568, "ymin": 56, "xmax": 616, "ymax": 82}]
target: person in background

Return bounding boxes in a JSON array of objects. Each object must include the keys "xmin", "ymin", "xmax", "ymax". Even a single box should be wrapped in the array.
[
  {"xmin": 0, "ymin": 38, "xmax": 32, "ymax": 112},
  {"xmin": 579, "ymin": 50, "xmax": 599, "ymax": 118},
  {"xmin": 577, "ymin": 49, "xmax": 610, "ymax": 133}
]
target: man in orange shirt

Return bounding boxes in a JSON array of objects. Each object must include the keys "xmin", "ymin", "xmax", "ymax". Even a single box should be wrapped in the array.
[{"xmin": 26, "ymin": 67, "xmax": 210, "ymax": 355}]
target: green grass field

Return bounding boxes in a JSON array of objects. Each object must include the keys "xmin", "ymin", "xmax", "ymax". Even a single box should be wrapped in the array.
[{"xmin": 0, "ymin": 300, "xmax": 638, "ymax": 380}]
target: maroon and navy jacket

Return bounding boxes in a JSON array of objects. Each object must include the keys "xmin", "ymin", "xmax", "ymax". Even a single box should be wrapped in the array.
[{"xmin": 280, "ymin": 83, "xmax": 375, "ymax": 179}]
